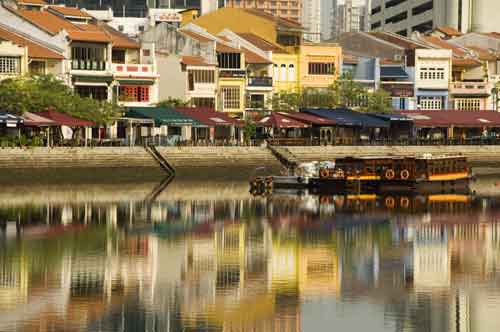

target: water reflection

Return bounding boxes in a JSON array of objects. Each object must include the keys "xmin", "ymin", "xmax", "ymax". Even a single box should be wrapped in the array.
[{"xmin": 1, "ymin": 181, "xmax": 500, "ymax": 331}]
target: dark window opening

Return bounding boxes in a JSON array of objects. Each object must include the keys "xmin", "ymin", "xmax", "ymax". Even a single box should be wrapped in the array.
[
  {"xmin": 75, "ymin": 86, "xmax": 108, "ymax": 101},
  {"xmin": 396, "ymin": 29, "xmax": 408, "ymax": 37},
  {"xmin": 308, "ymin": 62, "xmax": 335, "ymax": 75},
  {"xmin": 277, "ymin": 33, "xmax": 300, "ymax": 46},
  {"xmin": 371, "ymin": 6, "xmax": 381, "ymax": 15},
  {"xmin": 371, "ymin": 21, "xmax": 382, "ymax": 29},
  {"xmin": 412, "ymin": 20, "xmax": 433, "ymax": 33},
  {"xmin": 217, "ymin": 52, "xmax": 241, "ymax": 69},
  {"xmin": 386, "ymin": 11, "xmax": 407, "ymax": 24},
  {"xmin": 412, "ymin": 0, "xmax": 433, "ymax": 16},
  {"xmin": 385, "ymin": 0, "xmax": 407, "ymax": 9},
  {"xmin": 112, "ymin": 49, "xmax": 126, "ymax": 64}
]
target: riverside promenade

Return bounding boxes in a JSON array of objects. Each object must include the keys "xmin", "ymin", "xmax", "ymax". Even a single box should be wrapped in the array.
[{"xmin": 0, "ymin": 146, "xmax": 500, "ymax": 170}]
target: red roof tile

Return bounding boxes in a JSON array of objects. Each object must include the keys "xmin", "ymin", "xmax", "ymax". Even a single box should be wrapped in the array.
[
  {"xmin": 236, "ymin": 33, "xmax": 286, "ymax": 53},
  {"xmin": 101, "ymin": 24, "xmax": 140, "ymax": 49},
  {"xmin": 17, "ymin": 0, "xmax": 47, "ymax": 5},
  {"xmin": 180, "ymin": 55, "xmax": 215, "ymax": 66},
  {"xmin": 180, "ymin": 30, "xmax": 213, "ymax": 43},
  {"xmin": 242, "ymin": 48, "xmax": 270, "ymax": 64},
  {"xmin": 280, "ymin": 112, "xmax": 336, "ymax": 125},
  {"xmin": 36, "ymin": 110, "xmax": 95, "ymax": 127},
  {"xmin": 48, "ymin": 6, "xmax": 92, "ymax": 18},
  {"xmin": 400, "ymin": 110, "xmax": 500, "ymax": 128},
  {"xmin": 258, "ymin": 112, "xmax": 309, "ymax": 128},
  {"xmin": 216, "ymin": 42, "xmax": 241, "ymax": 53},
  {"xmin": 435, "ymin": 26, "xmax": 463, "ymax": 37},
  {"xmin": 0, "ymin": 27, "xmax": 63, "ymax": 59}
]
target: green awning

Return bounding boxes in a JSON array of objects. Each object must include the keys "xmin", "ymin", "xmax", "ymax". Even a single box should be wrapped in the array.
[
  {"xmin": 73, "ymin": 75, "xmax": 114, "ymax": 83},
  {"xmin": 124, "ymin": 107, "xmax": 202, "ymax": 126},
  {"xmin": 117, "ymin": 79, "xmax": 155, "ymax": 86}
]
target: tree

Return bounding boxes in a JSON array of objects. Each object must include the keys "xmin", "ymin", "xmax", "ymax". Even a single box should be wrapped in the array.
[
  {"xmin": 329, "ymin": 71, "xmax": 367, "ymax": 108},
  {"xmin": 157, "ymin": 97, "xmax": 190, "ymax": 108},
  {"xmin": 267, "ymin": 90, "xmax": 302, "ymax": 112},
  {"xmin": 243, "ymin": 120, "xmax": 256, "ymax": 143},
  {"xmin": 363, "ymin": 89, "xmax": 393, "ymax": 114},
  {"xmin": 0, "ymin": 75, "xmax": 120, "ymax": 124}
]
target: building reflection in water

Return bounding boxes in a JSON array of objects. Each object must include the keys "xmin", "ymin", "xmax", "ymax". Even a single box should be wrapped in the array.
[{"xmin": 2, "ymin": 188, "xmax": 500, "ymax": 331}]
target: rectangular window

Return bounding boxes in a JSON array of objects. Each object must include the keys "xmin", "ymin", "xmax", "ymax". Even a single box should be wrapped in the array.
[
  {"xmin": 75, "ymin": 86, "xmax": 108, "ymax": 101},
  {"xmin": 119, "ymin": 86, "xmax": 150, "ymax": 102},
  {"xmin": 371, "ymin": 6, "xmax": 381, "ymax": 15},
  {"xmin": 217, "ymin": 52, "xmax": 241, "ymax": 69},
  {"xmin": 419, "ymin": 67, "xmax": 446, "ymax": 80},
  {"xmin": 385, "ymin": 0, "xmax": 407, "ymax": 9},
  {"xmin": 221, "ymin": 86, "xmax": 240, "ymax": 109},
  {"xmin": 0, "ymin": 56, "xmax": 20, "ymax": 74},
  {"xmin": 188, "ymin": 70, "xmax": 215, "ymax": 83},
  {"xmin": 412, "ymin": 0, "xmax": 433, "ymax": 16},
  {"xmin": 385, "ymin": 11, "xmax": 407, "ymax": 24},
  {"xmin": 371, "ymin": 21, "xmax": 381, "ymax": 30},
  {"xmin": 455, "ymin": 98, "xmax": 481, "ymax": 110},
  {"xmin": 308, "ymin": 62, "xmax": 335, "ymax": 75},
  {"xmin": 71, "ymin": 43, "xmax": 106, "ymax": 71},
  {"xmin": 418, "ymin": 96, "xmax": 443, "ymax": 110},
  {"xmin": 112, "ymin": 49, "xmax": 126, "ymax": 64},
  {"xmin": 29, "ymin": 61, "xmax": 46, "ymax": 75},
  {"xmin": 192, "ymin": 97, "xmax": 215, "ymax": 108}
]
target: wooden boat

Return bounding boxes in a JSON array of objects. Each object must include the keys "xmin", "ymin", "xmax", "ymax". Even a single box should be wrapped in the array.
[{"xmin": 250, "ymin": 155, "xmax": 472, "ymax": 195}]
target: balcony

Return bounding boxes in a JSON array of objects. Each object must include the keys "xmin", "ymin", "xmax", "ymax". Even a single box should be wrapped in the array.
[
  {"xmin": 247, "ymin": 76, "xmax": 273, "ymax": 88},
  {"xmin": 112, "ymin": 63, "xmax": 157, "ymax": 78},
  {"xmin": 450, "ymin": 82, "xmax": 490, "ymax": 97},
  {"xmin": 219, "ymin": 69, "xmax": 246, "ymax": 78},
  {"xmin": 71, "ymin": 60, "xmax": 107, "ymax": 71}
]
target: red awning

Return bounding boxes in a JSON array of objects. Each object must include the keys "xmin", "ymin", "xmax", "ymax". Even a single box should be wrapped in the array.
[
  {"xmin": 176, "ymin": 107, "xmax": 243, "ymax": 127},
  {"xmin": 22, "ymin": 112, "xmax": 57, "ymax": 127},
  {"xmin": 400, "ymin": 110, "xmax": 500, "ymax": 128},
  {"xmin": 36, "ymin": 110, "xmax": 95, "ymax": 127},
  {"xmin": 258, "ymin": 112, "xmax": 309, "ymax": 129},
  {"xmin": 280, "ymin": 111, "xmax": 336, "ymax": 125}
]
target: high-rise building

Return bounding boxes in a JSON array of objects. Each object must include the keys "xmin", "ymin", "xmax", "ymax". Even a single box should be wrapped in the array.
[
  {"xmin": 218, "ymin": 0, "xmax": 302, "ymax": 23},
  {"xmin": 51, "ymin": 0, "xmax": 201, "ymax": 17},
  {"xmin": 331, "ymin": 0, "xmax": 368, "ymax": 41},
  {"xmin": 370, "ymin": 0, "xmax": 500, "ymax": 37},
  {"xmin": 302, "ymin": 0, "xmax": 321, "ymax": 42}
]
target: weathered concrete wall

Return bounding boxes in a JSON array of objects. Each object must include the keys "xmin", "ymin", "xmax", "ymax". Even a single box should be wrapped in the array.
[
  {"xmin": 0, "ymin": 146, "xmax": 499, "ymax": 170},
  {"xmin": 0, "ymin": 147, "xmax": 280, "ymax": 169}
]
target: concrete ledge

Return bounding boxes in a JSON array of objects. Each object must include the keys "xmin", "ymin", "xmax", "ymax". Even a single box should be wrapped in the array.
[{"xmin": 0, "ymin": 146, "xmax": 498, "ymax": 170}]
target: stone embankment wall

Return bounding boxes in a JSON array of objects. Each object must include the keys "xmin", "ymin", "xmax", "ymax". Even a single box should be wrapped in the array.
[
  {"xmin": 0, "ymin": 147, "xmax": 279, "ymax": 169},
  {"xmin": 0, "ymin": 146, "xmax": 499, "ymax": 170}
]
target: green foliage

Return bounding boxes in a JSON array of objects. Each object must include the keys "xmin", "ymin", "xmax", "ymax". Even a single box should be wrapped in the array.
[
  {"xmin": 329, "ymin": 71, "xmax": 367, "ymax": 107},
  {"xmin": 243, "ymin": 120, "xmax": 257, "ymax": 142},
  {"xmin": 0, "ymin": 75, "xmax": 120, "ymax": 125},
  {"xmin": 157, "ymin": 97, "xmax": 190, "ymax": 108},
  {"xmin": 362, "ymin": 89, "xmax": 393, "ymax": 114},
  {"xmin": 267, "ymin": 72, "xmax": 368, "ymax": 111}
]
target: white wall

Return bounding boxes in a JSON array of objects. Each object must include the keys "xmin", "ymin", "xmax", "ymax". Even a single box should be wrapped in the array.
[
  {"xmin": 415, "ymin": 49, "xmax": 452, "ymax": 90},
  {"xmin": 156, "ymin": 53, "xmax": 187, "ymax": 101}
]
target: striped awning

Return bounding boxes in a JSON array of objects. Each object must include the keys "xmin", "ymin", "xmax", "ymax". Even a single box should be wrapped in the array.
[{"xmin": 0, "ymin": 112, "xmax": 23, "ymax": 127}]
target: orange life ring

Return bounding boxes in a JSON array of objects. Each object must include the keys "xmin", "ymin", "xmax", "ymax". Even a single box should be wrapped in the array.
[
  {"xmin": 385, "ymin": 196, "xmax": 395, "ymax": 208},
  {"xmin": 319, "ymin": 168, "xmax": 330, "ymax": 179},
  {"xmin": 400, "ymin": 196, "xmax": 410, "ymax": 208},
  {"xmin": 400, "ymin": 169, "xmax": 410, "ymax": 180},
  {"xmin": 385, "ymin": 169, "xmax": 395, "ymax": 180}
]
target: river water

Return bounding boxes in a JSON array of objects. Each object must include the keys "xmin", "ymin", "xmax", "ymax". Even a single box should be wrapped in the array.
[{"xmin": 1, "ymin": 171, "xmax": 500, "ymax": 332}]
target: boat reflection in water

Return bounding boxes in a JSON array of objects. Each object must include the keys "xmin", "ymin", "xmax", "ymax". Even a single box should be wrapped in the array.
[{"xmin": 1, "ymin": 182, "xmax": 500, "ymax": 331}]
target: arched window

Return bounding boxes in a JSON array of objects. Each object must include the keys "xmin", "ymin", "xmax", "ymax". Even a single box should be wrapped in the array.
[
  {"xmin": 273, "ymin": 64, "xmax": 279, "ymax": 81},
  {"xmin": 288, "ymin": 64, "xmax": 295, "ymax": 82},
  {"xmin": 280, "ymin": 64, "xmax": 287, "ymax": 81}
]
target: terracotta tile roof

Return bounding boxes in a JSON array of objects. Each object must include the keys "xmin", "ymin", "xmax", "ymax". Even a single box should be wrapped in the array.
[
  {"xmin": 235, "ymin": 32, "xmax": 285, "ymax": 53},
  {"xmin": 452, "ymin": 58, "xmax": 482, "ymax": 67},
  {"xmin": 48, "ymin": 5, "xmax": 92, "ymax": 18},
  {"xmin": 16, "ymin": 9, "xmax": 76, "ymax": 34},
  {"xmin": 15, "ymin": 9, "xmax": 111, "ymax": 43},
  {"xmin": 17, "ymin": 0, "xmax": 47, "ymax": 5},
  {"xmin": 181, "ymin": 55, "xmax": 215, "ymax": 66},
  {"xmin": 216, "ymin": 42, "xmax": 241, "ymax": 53},
  {"xmin": 101, "ymin": 24, "xmax": 140, "ymax": 49},
  {"xmin": 369, "ymin": 32, "xmax": 428, "ymax": 50},
  {"xmin": 0, "ymin": 26, "xmax": 63, "ymax": 59},
  {"xmin": 400, "ymin": 110, "xmax": 500, "ymax": 128},
  {"xmin": 466, "ymin": 46, "xmax": 498, "ymax": 61},
  {"xmin": 243, "ymin": 9, "xmax": 303, "ymax": 30},
  {"xmin": 435, "ymin": 26, "xmax": 463, "ymax": 37},
  {"xmin": 242, "ymin": 47, "xmax": 271, "ymax": 64},
  {"xmin": 422, "ymin": 36, "xmax": 468, "ymax": 57},
  {"xmin": 180, "ymin": 29, "xmax": 213, "ymax": 43},
  {"xmin": 343, "ymin": 53, "xmax": 359, "ymax": 64}
]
